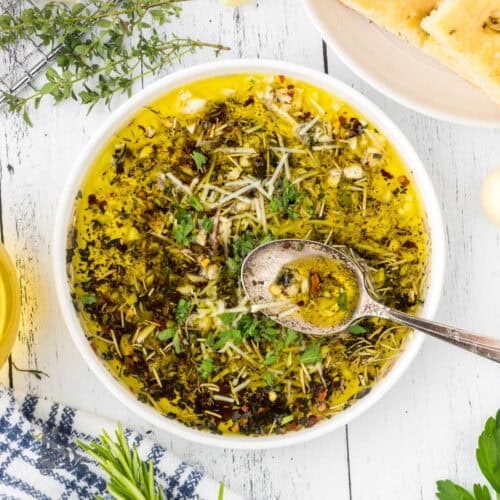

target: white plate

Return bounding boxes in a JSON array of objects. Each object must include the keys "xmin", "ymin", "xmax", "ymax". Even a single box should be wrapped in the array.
[{"xmin": 303, "ymin": 0, "xmax": 500, "ymax": 128}]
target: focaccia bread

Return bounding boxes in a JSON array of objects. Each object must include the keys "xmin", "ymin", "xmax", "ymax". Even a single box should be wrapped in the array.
[
  {"xmin": 421, "ymin": 0, "xmax": 500, "ymax": 105},
  {"xmin": 339, "ymin": 0, "xmax": 439, "ymax": 47}
]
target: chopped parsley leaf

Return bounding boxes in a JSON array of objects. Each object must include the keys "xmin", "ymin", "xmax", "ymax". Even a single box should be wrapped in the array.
[
  {"xmin": 285, "ymin": 329, "xmax": 299, "ymax": 347},
  {"xmin": 339, "ymin": 191, "xmax": 352, "ymax": 208},
  {"xmin": 175, "ymin": 299, "xmax": 191, "ymax": 324},
  {"xmin": 82, "ymin": 293, "xmax": 96, "ymax": 305},
  {"xmin": 199, "ymin": 357, "xmax": 216, "ymax": 379},
  {"xmin": 173, "ymin": 330, "xmax": 182, "ymax": 354},
  {"xmin": 192, "ymin": 150, "xmax": 207, "ymax": 170},
  {"xmin": 263, "ymin": 351, "xmax": 277, "ymax": 366},
  {"xmin": 188, "ymin": 195, "xmax": 203, "ymax": 212},
  {"xmin": 300, "ymin": 343, "xmax": 321, "ymax": 365},
  {"xmin": 202, "ymin": 216, "xmax": 214, "ymax": 232},
  {"xmin": 157, "ymin": 326, "xmax": 177, "ymax": 341},
  {"xmin": 338, "ymin": 286, "xmax": 347, "ymax": 310},
  {"xmin": 173, "ymin": 208, "xmax": 194, "ymax": 245},
  {"xmin": 348, "ymin": 324, "xmax": 367, "ymax": 334},
  {"xmin": 218, "ymin": 312, "xmax": 236, "ymax": 326},
  {"xmin": 270, "ymin": 177, "xmax": 304, "ymax": 219},
  {"xmin": 212, "ymin": 329, "xmax": 242, "ymax": 349}
]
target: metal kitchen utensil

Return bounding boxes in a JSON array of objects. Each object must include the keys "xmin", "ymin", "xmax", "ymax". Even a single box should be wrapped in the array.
[{"xmin": 241, "ymin": 239, "xmax": 500, "ymax": 363}]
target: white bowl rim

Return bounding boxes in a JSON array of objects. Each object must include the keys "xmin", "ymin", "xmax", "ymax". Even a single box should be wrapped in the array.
[
  {"xmin": 301, "ymin": 0, "xmax": 500, "ymax": 129},
  {"xmin": 53, "ymin": 58, "xmax": 446, "ymax": 450}
]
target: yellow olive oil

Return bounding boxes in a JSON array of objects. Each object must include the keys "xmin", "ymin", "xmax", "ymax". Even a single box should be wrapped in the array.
[
  {"xmin": 0, "ymin": 244, "xmax": 20, "ymax": 367},
  {"xmin": 70, "ymin": 74, "xmax": 429, "ymax": 436},
  {"xmin": 271, "ymin": 256, "xmax": 360, "ymax": 329}
]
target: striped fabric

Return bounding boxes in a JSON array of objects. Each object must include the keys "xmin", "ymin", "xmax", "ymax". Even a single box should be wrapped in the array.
[{"xmin": 0, "ymin": 387, "xmax": 241, "ymax": 500}]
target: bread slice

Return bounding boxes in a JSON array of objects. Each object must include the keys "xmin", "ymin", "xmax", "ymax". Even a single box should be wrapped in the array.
[
  {"xmin": 339, "ymin": 0, "xmax": 439, "ymax": 47},
  {"xmin": 421, "ymin": 0, "xmax": 500, "ymax": 105},
  {"xmin": 338, "ymin": 0, "xmax": 475, "ymax": 81}
]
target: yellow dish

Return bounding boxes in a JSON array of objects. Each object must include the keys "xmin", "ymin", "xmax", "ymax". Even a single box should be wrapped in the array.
[{"xmin": 0, "ymin": 244, "xmax": 20, "ymax": 368}]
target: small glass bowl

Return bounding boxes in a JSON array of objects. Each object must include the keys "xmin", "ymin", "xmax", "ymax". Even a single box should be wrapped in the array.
[{"xmin": 0, "ymin": 244, "xmax": 20, "ymax": 368}]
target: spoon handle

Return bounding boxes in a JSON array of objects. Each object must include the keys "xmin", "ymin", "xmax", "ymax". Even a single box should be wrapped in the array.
[{"xmin": 372, "ymin": 304, "xmax": 500, "ymax": 363}]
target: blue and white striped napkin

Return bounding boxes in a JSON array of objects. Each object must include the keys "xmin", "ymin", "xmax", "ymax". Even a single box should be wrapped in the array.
[{"xmin": 0, "ymin": 386, "xmax": 242, "ymax": 500}]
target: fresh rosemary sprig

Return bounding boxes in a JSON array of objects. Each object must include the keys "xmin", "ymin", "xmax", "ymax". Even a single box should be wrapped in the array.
[
  {"xmin": 77, "ymin": 422, "xmax": 164, "ymax": 500},
  {"xmin": 78, "ymin": 423, "xmax": 225, "ymax": 500},
  {"xmin": 0, "ymin": 0, "xmax": 229, "ymax": 124}
]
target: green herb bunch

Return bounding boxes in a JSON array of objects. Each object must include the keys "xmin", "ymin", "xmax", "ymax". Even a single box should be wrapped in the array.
[
  {"xmin": 77, "ymin": 423, "xmax": 164, "ymax": 500},
  {"xmin": 78, "ymin": 423, "xmax": 225, "ymax": 500},
  {"xmin": 437, "ymin": 411, "xmax": 500, "ymax": 500},
  {"xmin": 0, "ymin": 0, "xmax": 229, "ymax": 124}
]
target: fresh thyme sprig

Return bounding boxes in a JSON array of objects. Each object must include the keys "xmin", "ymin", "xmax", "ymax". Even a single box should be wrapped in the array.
[
  {"xmin": 77, "ymin": 422, "xmax": 164, "ymax": 500},
  {"xmin": 0, "ymin": 0, "xmax": 229, "ymax": 124}
]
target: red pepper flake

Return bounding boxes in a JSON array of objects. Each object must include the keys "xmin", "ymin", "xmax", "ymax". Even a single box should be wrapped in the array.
[
  {"xmin": 231, "ymin": 423, "xmax": 239, "ymax": 433},
  {"xmin": 402, "ymin": 240, "xmax": 417, "ymax": 249},
  {"xmin": 278, "ymin": 74, "xmax": 285, "ymax": 83},
  {"xmin": 380, "ymin": 169, "xmax": 393, "ymax": 179},
  {"xmin": 398, "ymin": 175, "xmax": 410, "ymax": 187},
  {"xmin": 350, "ymin": 118, "xmax": 363, "ymax": 136},
  {"xmin": 241, "ymin": 405, "xmax": 249, "ymax": 413},
  {"xmin": 310, "ymin": 272, "xmax": 321, "ymax": 296},
  {"xmin": 307, "ymin": 415, "xmax": 323, "ymax": 427},
  {"xmin": 221, "ymin": 406, "xmax": 233, "ymax": 421},
  {"xmin": 339, "ymin": 115, "xmax": 346, "ymax": 126},
  {"xmin": 318, "ymin": 388, "xmax": 328, "ymax": 402},
  {"xmin": 88, "ymin": 194, "xmax": 97, "ymax": 205}
]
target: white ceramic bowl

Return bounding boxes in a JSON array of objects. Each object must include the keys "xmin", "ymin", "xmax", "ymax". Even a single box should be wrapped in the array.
[{"xmin": 53, "ymin": 59, "xmax": 446, "ymax": 449}]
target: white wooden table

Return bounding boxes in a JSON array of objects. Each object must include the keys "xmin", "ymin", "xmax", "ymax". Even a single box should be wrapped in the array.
[{"xmin": 1, "ymin": 1, "xmax": 500, "ymax": 498}]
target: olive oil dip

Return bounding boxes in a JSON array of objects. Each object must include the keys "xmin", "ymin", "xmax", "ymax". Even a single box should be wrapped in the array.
[
  {"xmin": 270, "ymin": 255, "xmax": 360, "ymax": 329},
  {"xmin": 69, "ymin": 74, "xmax": 429, "ymax": 436}
]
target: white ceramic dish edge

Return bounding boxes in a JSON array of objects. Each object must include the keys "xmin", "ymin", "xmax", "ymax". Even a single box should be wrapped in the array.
[
  {"xmin": 301, "ymin": 0, "xmax": 500, "ymax": 129},
  {"xmin": 53, "ymin": 59, "xmax": 446, "ymax": 450}
]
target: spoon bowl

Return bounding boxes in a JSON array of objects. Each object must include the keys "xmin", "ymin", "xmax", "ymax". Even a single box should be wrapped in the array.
[
  {"xmin": 241, "ymin": 239, "xmax": 371, "ymax": 335},
  {"xmin": 242, "ymin": 239, "xmax": 500, "ymax": 362}
]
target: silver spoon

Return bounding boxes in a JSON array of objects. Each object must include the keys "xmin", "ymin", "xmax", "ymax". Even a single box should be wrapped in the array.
[{"xmin": 241, "ymin": 238, "xmax": 500, "ymax": 363}]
